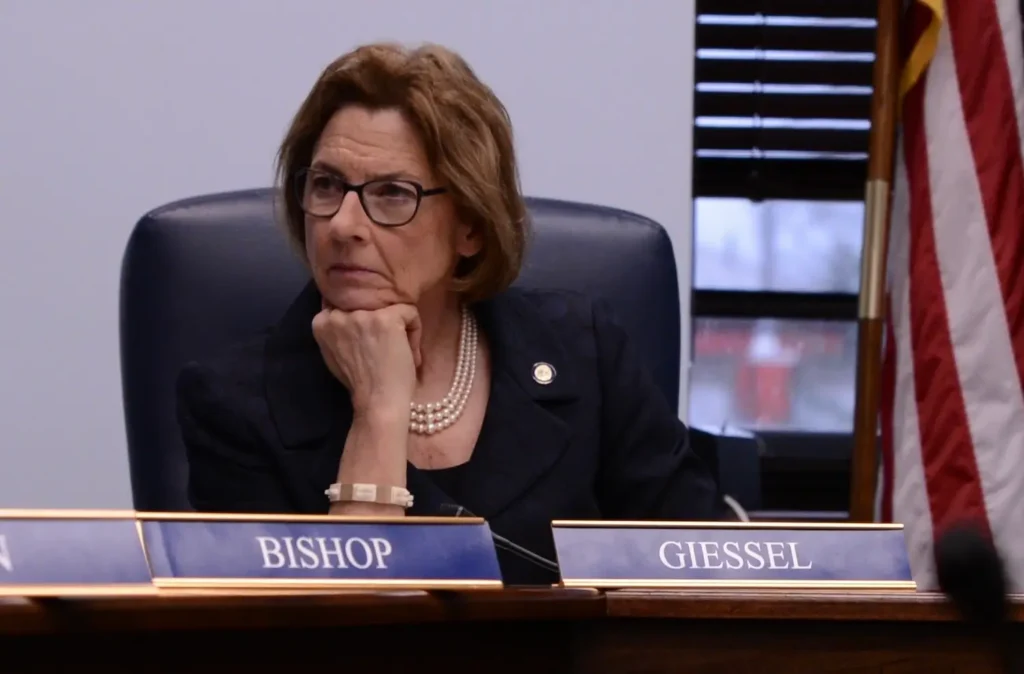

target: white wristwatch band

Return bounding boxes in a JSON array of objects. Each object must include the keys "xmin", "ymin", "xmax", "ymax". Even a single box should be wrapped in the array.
[{"xmin": 324, "ymin": 483, "xmax": 414, "ymax": 509}]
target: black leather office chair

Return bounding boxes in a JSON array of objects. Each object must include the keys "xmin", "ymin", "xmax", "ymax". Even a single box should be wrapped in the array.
[{"xmin": 119, "ymin": 189, "xmax": 682, "ymax": 511}]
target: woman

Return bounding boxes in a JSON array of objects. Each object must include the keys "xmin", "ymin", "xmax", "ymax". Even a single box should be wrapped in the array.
[{"xmin": 178, "ymin": 42, "xmax": 720, "ymax": 585}]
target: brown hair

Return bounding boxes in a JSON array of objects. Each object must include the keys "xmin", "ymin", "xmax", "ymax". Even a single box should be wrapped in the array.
[{"xmin": 276, "ymin": 42, "xmax": 528, "ymax": 302}]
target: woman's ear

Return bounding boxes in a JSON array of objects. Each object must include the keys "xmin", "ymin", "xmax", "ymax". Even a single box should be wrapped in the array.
[{"xmin": 454, "ymin": 221, "xmax": 483, "ymax": 258}]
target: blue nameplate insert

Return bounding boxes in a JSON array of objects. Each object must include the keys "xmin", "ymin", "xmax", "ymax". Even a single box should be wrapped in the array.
[
  {"xmin": 0, "ymin": 510, "xmax": 155, "ymax": 596},
  {"xmin": 552, "ymin": 521, "xmax": 916, "ymax": 590},
  {"xmin": 138, "ymin": 514, "xmax": 504, "ymax": 590}
]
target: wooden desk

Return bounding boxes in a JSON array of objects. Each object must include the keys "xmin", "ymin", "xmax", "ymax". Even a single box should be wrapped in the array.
[
  {"xmin": 0, "ymin": 589, "xmax": 602, "ymax": 673},
  {"xmin": 596, "ymin": 590, "xmax": 1024, "ymax": 672},
  {"xmin": 0, "ymin": 589, "xmax": 1019, "ymax": 673}
]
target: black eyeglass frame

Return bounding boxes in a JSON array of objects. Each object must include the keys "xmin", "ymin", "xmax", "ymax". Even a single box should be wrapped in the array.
[{"xmin": 294, "ymin": 167, "xmax": 447, "ymax": 227}]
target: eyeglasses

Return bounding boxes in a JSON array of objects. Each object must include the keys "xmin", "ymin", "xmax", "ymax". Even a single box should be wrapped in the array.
[{"xmin": 295, "ymin": 167, "xmax": 447, "ymax": 227}]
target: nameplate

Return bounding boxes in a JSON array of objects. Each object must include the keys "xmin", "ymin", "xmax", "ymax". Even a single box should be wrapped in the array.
[
  {"xmin": 0, "ymin": 510, "xmax": 155, "ymax": 596},
  {"xmin": 552, "ymin": 521, "xmax": 916, "ymax": 590},
  {"xmin": 138, "ymin": 513, "xmax": 504, "ymax": 590}
]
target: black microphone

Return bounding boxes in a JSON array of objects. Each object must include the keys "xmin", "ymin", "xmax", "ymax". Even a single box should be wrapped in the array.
[
  {"xmin": 440, "ymin": 504, "xmax": 560, "ymax": 575},
  {"xmin": 935, "ymin": 523, "xmax": 1019, "ymax": 673}
]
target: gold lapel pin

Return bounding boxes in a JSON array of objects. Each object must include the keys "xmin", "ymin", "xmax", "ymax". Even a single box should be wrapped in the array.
[{"xmin": 532, "ymin": 362, "xmax": 556, "ymax": 385}]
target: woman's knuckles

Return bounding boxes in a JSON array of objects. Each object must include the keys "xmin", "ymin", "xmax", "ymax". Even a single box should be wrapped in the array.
[{"xmin": 316, "ymin": 307, "xmax": 415, "ymax": 348}]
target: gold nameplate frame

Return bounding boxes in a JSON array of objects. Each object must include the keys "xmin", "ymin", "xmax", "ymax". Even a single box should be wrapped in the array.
[
  {"xmin": 137, "ymin": 512, "xmax": 505, "ymax": 592},
  {"xmin": 0, "ymin": 509, "xmax": 157, "ymax": 597},
  {"xmin": 551, "ymin": 520, "xmax": 917, "ymax": 591}
]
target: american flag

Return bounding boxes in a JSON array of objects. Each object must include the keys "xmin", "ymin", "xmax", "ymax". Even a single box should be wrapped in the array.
[{"xmin": 878, "ymin": 0, "xmax": 1024, "ymax": 591}]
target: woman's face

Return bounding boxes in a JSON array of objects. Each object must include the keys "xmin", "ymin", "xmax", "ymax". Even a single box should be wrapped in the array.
[{"xmin": 304, "ymin": 105, "xmax": 480, "ymax": 312}]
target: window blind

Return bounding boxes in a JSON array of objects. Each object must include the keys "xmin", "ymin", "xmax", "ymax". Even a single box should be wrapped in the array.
[{"xmin": 693, "ymin": 0, "xmax": 877, "ymax": 200}]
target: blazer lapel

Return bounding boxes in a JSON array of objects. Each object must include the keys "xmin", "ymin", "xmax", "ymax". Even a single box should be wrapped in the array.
[
  {"xmin": 264, "ymin": 282, "xmax": 352, "ymax": 511},
  {"xmin": 264, "ymin": 284, "xmax": 581, "ymax": 519},
  {"xmin": 452, "ymin": 291, "xmax": 580, "ymax": 520},
  {"xmin": 264, "ymin": 283, "xmax": 458, "ymax": 515}
]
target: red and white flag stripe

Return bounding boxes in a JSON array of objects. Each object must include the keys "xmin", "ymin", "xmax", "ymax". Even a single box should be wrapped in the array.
[{"xmin": 879, "ymin": 0, "xmax": 1024, "ymax": 591}]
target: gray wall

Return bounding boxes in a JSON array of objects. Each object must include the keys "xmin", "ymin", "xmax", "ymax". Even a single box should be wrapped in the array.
[{"xmin": 0, "ymin": 0, "xmax": 696, "ymax": 508}]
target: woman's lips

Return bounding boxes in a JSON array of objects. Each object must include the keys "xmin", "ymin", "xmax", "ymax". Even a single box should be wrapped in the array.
[{"xmin": 328, "ymin": 264, "xmax": 381, "ymax": 280}]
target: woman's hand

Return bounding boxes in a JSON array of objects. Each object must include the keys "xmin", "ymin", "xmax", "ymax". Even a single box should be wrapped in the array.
[{"xmin": 312, "ymin": 302, "xmax": 423, "ymax": 418}]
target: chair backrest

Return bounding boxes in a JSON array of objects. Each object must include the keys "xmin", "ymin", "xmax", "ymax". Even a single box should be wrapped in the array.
[{"xmin": 120, "ymin": 189, "xmax": 681, "ymax": 510}]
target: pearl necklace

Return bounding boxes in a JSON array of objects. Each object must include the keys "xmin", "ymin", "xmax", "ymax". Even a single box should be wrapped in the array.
[{"xmin": 409, "ymin": 306, "xmax": 477, "ymax": 435}]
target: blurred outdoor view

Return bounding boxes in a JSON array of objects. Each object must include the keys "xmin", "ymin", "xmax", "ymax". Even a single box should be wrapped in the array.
[
  {"xmin": 688, "ymin": 199, "xmax": 863, "ymax": 433},
  {"xmin": 687, "ymin": 10, "xmax": 874, "ymax": 434}
]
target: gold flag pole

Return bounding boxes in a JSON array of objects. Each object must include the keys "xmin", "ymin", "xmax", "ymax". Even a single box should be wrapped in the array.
[{"xmin": 849, "ymin": 0, "xmax": 902, "ymax": 522}]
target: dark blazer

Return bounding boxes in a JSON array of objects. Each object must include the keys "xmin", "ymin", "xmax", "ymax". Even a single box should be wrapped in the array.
[{"xmin": 178, "ymin": 282, "xmax": 720, "ymax": 585}]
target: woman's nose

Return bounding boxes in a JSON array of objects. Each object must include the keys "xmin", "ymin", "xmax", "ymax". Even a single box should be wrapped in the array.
[{"xmin": 327, "ymin": 191, "xmax": 370, "ymax": 240}]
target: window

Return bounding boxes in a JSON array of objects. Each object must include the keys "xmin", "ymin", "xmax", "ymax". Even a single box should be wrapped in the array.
[
  {"xmin": 688, "ymin": 0, "xmax": 877, "ymax": 509},
  {"xmin": 690, "ymin": 317, "xmax": 857, "ymax": 433},
  {"xmin": 691, "ymin": 200, "xmax": 862, "ymax": 434}
]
